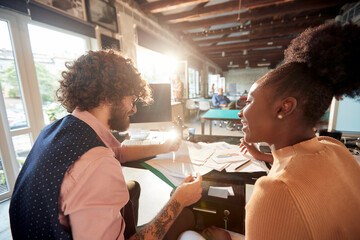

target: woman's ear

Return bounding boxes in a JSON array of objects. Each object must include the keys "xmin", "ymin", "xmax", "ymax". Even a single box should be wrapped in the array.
[{"xmin": 276, "ymin": 97, "xmax": 297, "ymax": 119}]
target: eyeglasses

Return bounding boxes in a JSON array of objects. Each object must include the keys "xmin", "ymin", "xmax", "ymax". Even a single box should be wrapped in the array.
[{"xmin": 132, "ymin": 96, "xmax": 140, "ymax": 108}]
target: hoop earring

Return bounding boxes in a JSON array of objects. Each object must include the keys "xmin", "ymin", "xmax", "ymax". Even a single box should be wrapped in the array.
[{"xmin": 277, "ymin": 114, "xmax": 283, "ymax": 119}]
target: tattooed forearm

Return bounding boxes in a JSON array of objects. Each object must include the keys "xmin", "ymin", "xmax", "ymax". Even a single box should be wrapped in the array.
[
  {"xmin": 169, "ymin": 200, "xmax": 181, "ymax": 215},
  {"xmin": 130, "ymin": 199, "xmax": 182, "ymax": 240}
]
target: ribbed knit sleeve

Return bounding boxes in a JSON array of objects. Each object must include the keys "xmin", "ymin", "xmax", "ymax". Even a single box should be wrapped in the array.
[{"xmin": 245, "ymin": 177, "xmax": 311, "ymax": 240}]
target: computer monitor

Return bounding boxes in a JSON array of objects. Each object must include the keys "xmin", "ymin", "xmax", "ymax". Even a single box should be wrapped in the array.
[
  {"xmin": 130, "ymin": 83, "xmax": 172, "ymax": 123},
  {"xmin": 328, "ymin": 96, "xmax": 360, "ymax": 138}
]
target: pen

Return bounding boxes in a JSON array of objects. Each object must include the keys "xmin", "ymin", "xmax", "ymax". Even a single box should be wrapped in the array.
[{"xmin": 235, "ymin": 159, "xmax": 251, "ymax": 171}]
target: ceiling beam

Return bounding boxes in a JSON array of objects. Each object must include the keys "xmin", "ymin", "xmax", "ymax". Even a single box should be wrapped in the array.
[
  {"xmin": 200, "ymin": 36, "xmax": 292, "ymax": 53},
  {"xmin": 184, "ymin": 13, "xmax": 330, "ymax": 39},
  {"xmin": 170, "ymin": 0, "xmax": 344, "ymax": 31},
  {"xmin": 221, "ymin": 56, "xmax": 284, "ymax": 69},
  {"xmin": 214, "ymin": 54, "xmax": 283, "ymax": 64},
  {"xmin": 193, "ymin": 25, "xmax": 306, "ymax": 45},
  {"xmin": 209, "ymin": 48, "xmax": 284, "ymax": 60},
  {"xmin": 140, "ymin": 0, "xmax": 210, "ymax": 13},
  {"xmin": 160, "ymin": 0, "xmax": 294, "ymax": 23},
  {"xmin": 219, "ymin": 60, "xmax": 278, "ymax": 70}
]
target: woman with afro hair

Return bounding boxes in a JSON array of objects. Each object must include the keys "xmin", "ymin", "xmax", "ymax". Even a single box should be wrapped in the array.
[{"xmin": 181, "ymin": 22, "xmax": 360, "ymax": 240}]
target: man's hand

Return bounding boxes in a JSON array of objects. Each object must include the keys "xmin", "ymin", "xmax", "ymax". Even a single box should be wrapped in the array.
[
  {"xmin": 172, "ymin": 173, "xmax": 203, "ymax": 208},
  {"xmin": 163, "ymin": 136, "xmax": 181, "ymax": 152},
  {"xmin": 130, "ymin": 173, "xmax": 202, "ymax": 240}
]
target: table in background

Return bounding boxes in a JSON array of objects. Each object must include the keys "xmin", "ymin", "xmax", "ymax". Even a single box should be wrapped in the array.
[
  {"xmin": 192, "ymin": 98, "xmax": 236, "ymax": 102},
  {"xmin": 201, "ymin": 109, "xmax": 241, "ymax": 135}
]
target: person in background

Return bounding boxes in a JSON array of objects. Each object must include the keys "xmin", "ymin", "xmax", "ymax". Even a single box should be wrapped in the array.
[
  {"xmin": 180, "ymin": 22, "xmax": 360, "ymax": 239},
  {"xmin": 171, "ymin": 74, "xmax": 184, "ymax": 102},
  {"xmin": 236, "ymin": 95, "xmax": 248, "ymax": 110},
  {"xmin": 212, "ymin": 87, "xmax": 230, "ymax": 109},
  {"xmin": 212, "ymin": 87, "xmax": 235, "ymax": 129},
  {"xmin": 210, "ymin": 83, "xmax": 215, "ymax": 96},
  {"xmin": 9, "ymin": 49, "xmax": 202, "ymax": 240}
]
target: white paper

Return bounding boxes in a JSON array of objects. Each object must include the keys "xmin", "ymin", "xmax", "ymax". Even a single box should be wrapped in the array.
[
  {"xmin": 226, "ymin": 158, "xmax": 269, "ymax": 173},
  {"xmin": 187, "ymin": 142, "xmax": 215, "ymax": 163},
  {"xmin": 208, "ymin": 186, "xmax": 234, "ymax": 199},
  {"xmin": 212, "ymin": 149, "xmax": 249, "ymax": 163},
  {"xmin": 205, "ymin": 141, "xmax": 239, "ymax": 151},
  {"xmin": 208, "ymin": 187, "xmax": 229, "ymax": 199},
  {"xmin": 225, "ymin": 160, "xmax": 251, "ymax": 172},
  {"xmin": 146, "ymin": 157, "xmax": 213, "ymax": 179},
  {"xmin": 168, "ymin": 141, "xmax": 215, "ymax": 165},
  {"xmin": 203, "ymin": 158, "xmax": 230, "ymax": 171},
  {"xmin": 144, "ymin": 140, "xmax": 269, "ymax": 187}
]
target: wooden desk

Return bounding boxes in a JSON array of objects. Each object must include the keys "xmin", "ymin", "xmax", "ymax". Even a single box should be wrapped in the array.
[
  {"xmin": 122, "ymin": 135, "xmax": 267, "ymax": 234},
  {"xmin": 201, "ymin": 109, "xmax": 240, "ymax": 135},
  {"xmin": 190, "ymin": 135, "xmax": 266, "ymax": 234}
]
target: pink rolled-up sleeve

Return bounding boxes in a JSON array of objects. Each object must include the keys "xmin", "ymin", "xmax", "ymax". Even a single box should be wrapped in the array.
[
  {"xmin": 113, "ymin": 144, "xmax": 127, "ymax": 163},
  {"xmin": 59, "ymin": 147, "xmax": 129, "ymax": 240}
]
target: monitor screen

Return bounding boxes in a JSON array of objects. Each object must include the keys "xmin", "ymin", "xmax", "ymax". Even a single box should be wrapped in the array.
[
  {"xmin": 130, "ymin": 83, "xmax": 172, "ymax": 123},
  {"xmin": 329, "ymin": 97, "xmax": 360, "ymax": 138}
]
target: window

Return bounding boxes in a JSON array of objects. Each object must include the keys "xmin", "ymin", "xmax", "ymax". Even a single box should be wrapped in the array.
[
  {"xmin": 208, "ymin": 74, "xmax": 225, "ymax": 96},
  {"xmin": 0, "ymin": 9, "xmax": 96, "ymax": 201},
  {"xmin": 0, "ymin": 152, "xmax": 9, "ymax": 195},
  {"xmin": 28, "ymin": 23, "xmax": 89, "ymax": 124},
  {"xmin": 0, "ymin": 20, "xmax": 29, "ymax": 131},
  {"xmin": 188, "ymin": 67, "xmax": 200, "ymax": 98},
  {"xmin": 136, "ymin": 45, "xmax": 178, "ymax": 84},
  {"xmin": 0, "ymin": 18, "xmax": 29, "ymax": 197}
]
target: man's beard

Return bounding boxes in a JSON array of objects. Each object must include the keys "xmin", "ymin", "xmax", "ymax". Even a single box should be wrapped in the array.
[{"xmin": 108, "ymin": 105, "xmax": 130, "ymax": 132}]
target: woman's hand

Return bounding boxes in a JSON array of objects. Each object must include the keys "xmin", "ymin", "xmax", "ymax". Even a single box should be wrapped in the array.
[
  {"xmin": 239, "ymin": 138, "xmax": 261, "ymax": 157},
  {"xmin": 240, "ymin": 138, "xmax": 273, "ymax": 164}
]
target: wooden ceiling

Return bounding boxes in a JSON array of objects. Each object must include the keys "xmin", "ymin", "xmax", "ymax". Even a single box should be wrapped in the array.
[{"xmin": 132, "ymin": 0, "xmax": 357, "ymax": 71}]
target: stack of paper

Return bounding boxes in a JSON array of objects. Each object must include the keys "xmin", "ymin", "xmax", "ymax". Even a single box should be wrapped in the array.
[{"xmin": 143, "ymin": 140, "xmax": 269, "ymax": 187}]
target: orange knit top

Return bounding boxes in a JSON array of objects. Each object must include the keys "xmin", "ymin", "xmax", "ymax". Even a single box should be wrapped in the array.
[{"xmin": 245, "ymin": 136, "xmax": 360, "ymax": 239}]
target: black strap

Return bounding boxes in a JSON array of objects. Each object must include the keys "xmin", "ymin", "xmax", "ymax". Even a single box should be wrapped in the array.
[{"xmin": 122, "ymin": 200, "xmax": 137, "ymax": 239}]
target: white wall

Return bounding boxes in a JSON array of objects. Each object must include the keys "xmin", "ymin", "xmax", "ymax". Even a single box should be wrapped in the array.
[
  {"xmin": 224, "ymin": 67, "xmax": 270, "ymax": 95},
  {"xmin": 117, "ymin": 12, "xmax": 138, "ymax": 62}
]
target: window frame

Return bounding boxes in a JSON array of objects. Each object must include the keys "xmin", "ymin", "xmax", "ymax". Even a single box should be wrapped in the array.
[{"xmin": 0, "ymin": 8, "xmax": 97, "ymax": 201}]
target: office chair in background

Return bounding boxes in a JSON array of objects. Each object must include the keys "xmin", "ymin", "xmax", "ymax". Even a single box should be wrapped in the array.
[
  {"xmin": 197, "ymin": 101, "xmax": 210, "ymax": 119},
  {"xmin": 186, "ymin": 99, "xmax": 198, "ymax": 120}
]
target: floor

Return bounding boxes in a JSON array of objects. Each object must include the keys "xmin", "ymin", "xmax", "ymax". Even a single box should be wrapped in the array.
[{"xmin": 0, "ymin": 116, "xmax": 244, "ymax": 239}]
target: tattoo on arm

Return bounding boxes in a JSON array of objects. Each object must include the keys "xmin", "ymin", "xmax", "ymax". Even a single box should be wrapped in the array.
[{"xmin": 130, "ymin": 199, "xmax": 181, "ymax": 240}]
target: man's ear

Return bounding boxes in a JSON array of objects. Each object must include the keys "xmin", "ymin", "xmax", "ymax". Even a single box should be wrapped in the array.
[{"xmin": 276, "ymin": 97, "xmax": 297, "ymax": 119}]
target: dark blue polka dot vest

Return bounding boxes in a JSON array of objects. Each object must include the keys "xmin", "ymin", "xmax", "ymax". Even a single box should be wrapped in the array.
[{"xmin": 9, "ymin": 115, "xmax": 106, "ymax": 239}]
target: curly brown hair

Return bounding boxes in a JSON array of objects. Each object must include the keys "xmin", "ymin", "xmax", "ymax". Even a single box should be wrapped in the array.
[
  {"xmin": 261, "ymin": 22, "xmax": 360, "ymax": 126},
  {"xmin": 56, "ymin": 49, "xmax": 152, "ymax": 112}
]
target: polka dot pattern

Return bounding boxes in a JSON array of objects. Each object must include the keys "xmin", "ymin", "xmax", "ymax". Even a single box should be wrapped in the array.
[{"xmin": 9, "ymin": 115, "xmax": 105, "ymax": 239}]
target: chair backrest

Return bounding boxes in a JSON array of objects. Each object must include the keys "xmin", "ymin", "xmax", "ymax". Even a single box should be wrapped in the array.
[
  {"xmin": 198, "ymin": 101, "xmax": 210, "ymax": 111},
  {"xmin": 236, "ymin": 96, "xmax": 247, "ymax": 109},
  {"xmin": 186, "ymin": 99, "xmax": 197, "ymax": 109}
]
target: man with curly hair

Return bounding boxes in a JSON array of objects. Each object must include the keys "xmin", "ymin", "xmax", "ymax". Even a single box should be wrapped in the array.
[{"xmin": 9, "ymin": 49, "xmax": 202, "ymax": 240}]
